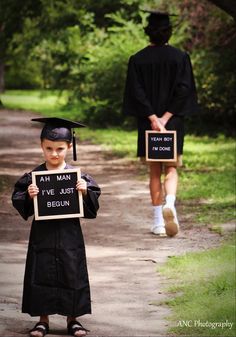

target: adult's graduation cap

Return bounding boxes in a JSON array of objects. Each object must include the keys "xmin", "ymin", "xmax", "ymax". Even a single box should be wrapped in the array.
[
  {"xmin": 32, "ymin": 117, "xmax": 86, "ymax": 161},
  {"xmin": 142, "ymin": 9, "xmax": 177, "ymax": 29}
]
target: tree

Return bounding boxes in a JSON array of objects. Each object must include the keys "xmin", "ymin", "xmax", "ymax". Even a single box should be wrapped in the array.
[
  {"xmin": 1, "ymin": 0, "xmax": 142, "ymax": 92},
  {"xmin": 171, "ymin": 0, "xmax": 236, "ymax": 135},
  {"xmin": 207, "ymin": 0, "xmax": 236, "ymax": 19},
  {"xmin": 0, "ymin": 0, "xmax": 42, "ymax": 92},
  {"xmin": 2, "ymin": 0, "xmax": 235, "ymax": 133}
]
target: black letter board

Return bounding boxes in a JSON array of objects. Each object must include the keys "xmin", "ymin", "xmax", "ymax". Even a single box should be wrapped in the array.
[
  {"xmin": 145, "ymin": 131, "xmax": 177, "ymax": 161},
  {"xmin": 32, "ymin": 169, "xmax": 84, "ymax": 220}
]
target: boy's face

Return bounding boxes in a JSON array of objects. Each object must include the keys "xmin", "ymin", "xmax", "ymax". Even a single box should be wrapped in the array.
[{"xmin": 41, "ymin": 139, "xmax": 72, "ymax": 168}]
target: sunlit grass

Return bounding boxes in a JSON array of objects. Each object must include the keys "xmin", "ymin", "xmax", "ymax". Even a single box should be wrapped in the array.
[
  {"xmin": 78, "ymin": 128, "xmax": 137, "ymax": 158},
  {"xmin": 159, "ymin": 239, "xmax": 236, "ymax": 336},
  {"xmin": 184, "ymin": 135, "xmax": 235, "ymax": 170},
  {"xmin": 1, "ymin": 90, "xmax": 68, "ymax": 113}
]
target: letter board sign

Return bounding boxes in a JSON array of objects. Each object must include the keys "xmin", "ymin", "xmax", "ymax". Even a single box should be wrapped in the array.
[
  {"xmin": 32, "ymin": 169, "xmax": 84, "ymax": 220},
  {"xmin": 145, "ymin": 131, "xmax": 177, "ymax": 161}
]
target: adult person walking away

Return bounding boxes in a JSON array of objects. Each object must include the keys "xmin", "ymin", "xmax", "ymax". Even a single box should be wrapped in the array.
[{"xmin": 123, "ymin": 10, "xmax": 198, "ymax": 237}]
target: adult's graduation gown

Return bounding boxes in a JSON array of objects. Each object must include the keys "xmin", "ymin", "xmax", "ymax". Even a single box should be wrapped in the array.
[
  {"xmin": 12, "ymin": 163, "xmax": 101, "ymax": 317},
  {"xmin": 123, "ymin": 44, "xmax": 198, "ymax": 156}
]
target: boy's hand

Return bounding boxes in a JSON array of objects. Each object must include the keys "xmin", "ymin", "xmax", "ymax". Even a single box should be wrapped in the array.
[
  {"xmin": 76, "ymin": 179, "xmax": 87, "ymax": 196},
  {"xmin": 28, "ymin": 184, "xmax": 39, "ymax": 199}
]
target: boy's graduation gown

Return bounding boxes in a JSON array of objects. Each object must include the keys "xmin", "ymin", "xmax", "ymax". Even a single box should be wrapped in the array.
[
  {"xmin": 12, "ymin": 163, "xmax": 101, "ymax": 317},
  {"xmin": 122, "ymin": 44, "xmax": 198, "ymax": 156}
]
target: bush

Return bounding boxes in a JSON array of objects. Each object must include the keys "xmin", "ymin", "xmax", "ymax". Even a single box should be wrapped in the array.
[{"xmin": 70, "ymin": 12, "xmax": 146, "ymax": 127}]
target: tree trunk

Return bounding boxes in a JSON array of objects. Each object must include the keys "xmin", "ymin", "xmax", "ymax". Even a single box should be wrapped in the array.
[{"xmin": 0, "ymin": 61, "xmax": 5, "ymax": 93}]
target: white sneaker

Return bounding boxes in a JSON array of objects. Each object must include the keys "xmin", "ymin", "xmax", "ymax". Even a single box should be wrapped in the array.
[
  {"xmin": 151, "ymin": 225, "xmax": 167, "ymax": 237},
  {"xmin": 162, "ymin": 205, "xmax": 179, "ymax": 237}
]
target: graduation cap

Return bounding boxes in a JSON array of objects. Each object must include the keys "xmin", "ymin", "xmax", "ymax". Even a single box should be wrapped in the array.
[
  {"xmin": 31, "ymin": 117, "xmax": 86, "ymax": 161},
  {"xmin": 142, "ymin": 9, "xmax": 177, "ymax": 29}
]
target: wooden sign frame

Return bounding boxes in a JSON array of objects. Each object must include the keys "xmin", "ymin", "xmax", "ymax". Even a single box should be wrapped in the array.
[
  {"xmin": 145, "ymin": 130, "xmax": 177, "ymax": 162},
  {"xmin": 32, "ymin": 169, "xmax": 84, "ymax": 220}
]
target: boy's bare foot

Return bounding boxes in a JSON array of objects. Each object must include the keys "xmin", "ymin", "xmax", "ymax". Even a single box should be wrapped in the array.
[
  {"xmin": 29, "ymin": 322, "xmax": 49, "ymax": 337},
  {"xmin": 67, "ymin": 319, "xmax": 88, "ymax": 336}
]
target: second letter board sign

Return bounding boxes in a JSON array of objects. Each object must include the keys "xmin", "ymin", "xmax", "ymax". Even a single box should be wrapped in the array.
[
  {"xmin": 145, "ymin": 131, "xmax": 177, "ymax": 162},
  {"xmin": 32, "ymin": 169, "xmax": 84, "ymax": 220}
]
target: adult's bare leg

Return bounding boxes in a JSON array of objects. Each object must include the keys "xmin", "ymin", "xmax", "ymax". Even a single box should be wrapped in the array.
[
  {"xmin": 149, "ymin": 162, "xmax": 166, "ymax": 235},
  {"xmin": 149, "ymin": 161, "xmax": 163, "ymax": 206},
  {"xmin": 163, "ymin": 165, "xmax": 179, "ymax": 236}
]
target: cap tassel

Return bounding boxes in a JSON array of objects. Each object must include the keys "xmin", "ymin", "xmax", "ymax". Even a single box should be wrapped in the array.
[{"xmin": 72, "ymin": 131, "xmax": 77, "ymax": 161}]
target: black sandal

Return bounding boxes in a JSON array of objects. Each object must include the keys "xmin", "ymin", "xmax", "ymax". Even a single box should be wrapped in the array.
[
  {"xmin": 67, "ymin": 320, "xmax": 89, "ymax": 336},
  {"xmin": 29, "ymin": 322, "xmax": 49, "ymax": 337}
]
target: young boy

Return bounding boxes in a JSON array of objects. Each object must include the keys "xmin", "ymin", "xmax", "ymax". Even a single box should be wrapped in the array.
[{"xmin": 12, "ymin": 118, "xmax": 101, "ymax": 337}]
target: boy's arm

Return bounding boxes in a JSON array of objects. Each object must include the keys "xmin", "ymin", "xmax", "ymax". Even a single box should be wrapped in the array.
[
  {"xmin": 79, "ymin": 174, "xmax": 101, "ymax": 219},
  {"xmin": 12, "ymin": 173, "xmax": 35, "ymax": 220}
]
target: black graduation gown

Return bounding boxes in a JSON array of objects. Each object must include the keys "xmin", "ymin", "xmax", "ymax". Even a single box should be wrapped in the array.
[
  {"xmin": 122, "ymin": 44, "xmax": 198, "ymax": 156},
  {"xmin": 12, "ymin": 163, "xmax": 101, "ymax": 317}
]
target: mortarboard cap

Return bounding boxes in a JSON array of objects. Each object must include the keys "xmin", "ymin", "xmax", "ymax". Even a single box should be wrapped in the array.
[
  {"xmin": 142, "ymin": 9, "xmax": 177, "ymax": 29},
  {"xmin": 31, "ymin": 117, "xmax": 86, "ymax": 161}
]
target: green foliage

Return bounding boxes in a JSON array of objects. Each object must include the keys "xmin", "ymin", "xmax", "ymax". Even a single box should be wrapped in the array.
[
  {"xmin": 6, "ymin": 3, "xmax": 95, "ymax": 90},
  {"xmin": 165, "ymin": 0, "xmax": 236, "ymax": 135},
  {"xmin": 5, "ymin": 58, "xmax": 42, "ymax": 89},
  {"xmin": 159, "ymin": 241, "xmax": 236, "ymax": 336},
  {"xmin": 0, "ymin": 0, "xmax": 42, "ymax": 59},
  {"xmin": 70, "ymin": 12, "xmax": 146, "ymax": 126},
  {"xmin": 3, "ymin": 0, "xmax": 236, "ymax": 133}
]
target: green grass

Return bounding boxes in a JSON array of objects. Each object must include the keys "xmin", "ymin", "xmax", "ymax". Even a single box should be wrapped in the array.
[
  {"xmin": 1, "ymin": 89, "xmax": 67, "ymax": 112},
  {"xmin": 78, "ymin": 127, "xmax": 137, "ymax": 158},
  {"xmin": 159, "ymin": 239, "xmax": 236, "ymax": 336},
  {"xmin": 178, "ymin": 135, "xmax": 235, "ymax": 226},
  {"xmin": 0, "ymin": 89, "xmax": 85, "ymax": 120}
]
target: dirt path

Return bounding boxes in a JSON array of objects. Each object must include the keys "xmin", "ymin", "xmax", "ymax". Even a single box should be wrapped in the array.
[{"xmin": 0, "ymin": 109, "xmax": 223, "ymax": 337}]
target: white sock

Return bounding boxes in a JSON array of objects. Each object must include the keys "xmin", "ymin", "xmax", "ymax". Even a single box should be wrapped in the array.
[
  {"xmin": 153, "ymin": 205, "xmax": 165, "ymax": 227},
  {"xmin": 165, "ymin": 194, "xmax": 176, "ymax": 207}
]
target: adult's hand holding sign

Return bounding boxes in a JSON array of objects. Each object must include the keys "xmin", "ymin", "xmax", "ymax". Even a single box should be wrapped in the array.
[
  {"xmin": 145, "ymin": 131, "xmax": 177, "ymax": 161},
  {"xmin": 31, "ymin": 169, "xmax": 84, "ymax": 220}
]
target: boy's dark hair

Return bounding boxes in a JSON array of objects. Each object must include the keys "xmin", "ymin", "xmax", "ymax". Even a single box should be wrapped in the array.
[{"xmin": 144, "ymin": 25, "xmax": 172, "ymax": 45}]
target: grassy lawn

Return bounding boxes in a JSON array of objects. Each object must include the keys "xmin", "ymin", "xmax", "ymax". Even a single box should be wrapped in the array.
[
  {"xmin": 159, "ymin": 238, "xmax": 236, "ymax": 336},
  {"xmin": 1, "ymin": 89, "xmax": 68, "ymax": 112},
  {"xmin": 78, "ymin": 127, "xmax": 138, "ymax": 158},
  {"xmin": 0, "ymin": 89, "xmax": 84, "ymax": 120},
  {"xmin": 179, "ymin": 135, "xmax": 235, "ymax": 227}
]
